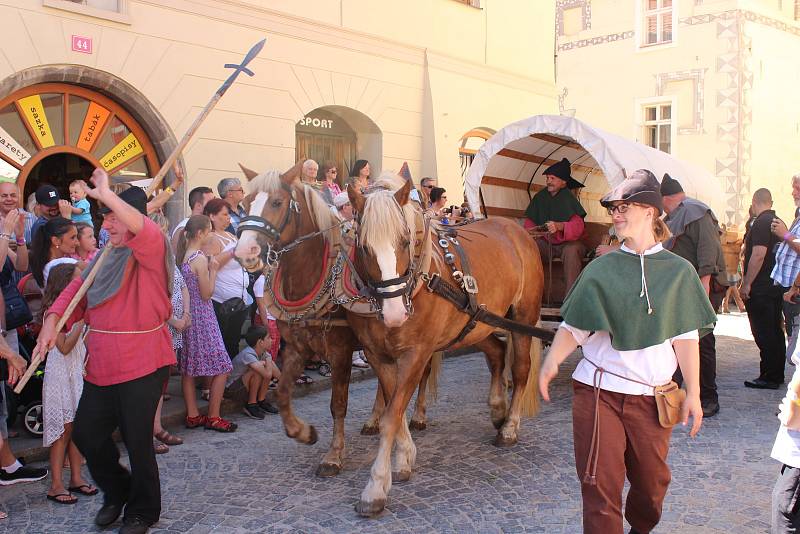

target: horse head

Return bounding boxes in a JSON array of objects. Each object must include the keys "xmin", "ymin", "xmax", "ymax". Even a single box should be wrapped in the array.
[
  {"xmin": 349, "ymin": 177, "xmax": 415, "ymax": 328},
  {"xmin": 234, "ymin": 161, "xmax": 306, "ymax": 272}
]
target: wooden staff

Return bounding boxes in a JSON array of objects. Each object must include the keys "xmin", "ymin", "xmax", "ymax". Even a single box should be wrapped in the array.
[
  {"xmin": 14, "ymin": 246, "xmax": 112, "ymax": 394},
  {"xmin": 145, "ymin": 38, "xmax": 266, "ymax": 196}
]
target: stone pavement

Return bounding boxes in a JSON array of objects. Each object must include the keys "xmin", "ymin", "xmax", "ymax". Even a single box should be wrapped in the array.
[{"xmin": 0, "ymin": 313, "xmax": 788, "ymax": 533}]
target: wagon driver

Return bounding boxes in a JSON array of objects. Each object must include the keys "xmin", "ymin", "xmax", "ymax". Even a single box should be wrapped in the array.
[{"xmin": 524, "ymin": 157, "xmax": 587, "ymax": 292}]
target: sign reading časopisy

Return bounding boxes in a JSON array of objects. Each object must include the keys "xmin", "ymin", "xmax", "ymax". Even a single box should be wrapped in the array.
[
  {"xmin": 100, "ymin": 132, "xmax": 143, "ymax": 171},
  {"xmin": 0, "ymin": 125, "xmax": 31, "ymax": 166}
]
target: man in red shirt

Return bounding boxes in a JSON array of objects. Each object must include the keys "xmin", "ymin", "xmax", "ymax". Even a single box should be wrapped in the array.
[{"xmin": 34, "ymin": 168, "xmax": 174, "ymax": 534}]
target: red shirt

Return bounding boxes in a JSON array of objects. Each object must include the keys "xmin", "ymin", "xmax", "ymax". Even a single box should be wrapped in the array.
[{"xmin": 48, "ymin": 217, "xmax": 176, "ymax": 386}]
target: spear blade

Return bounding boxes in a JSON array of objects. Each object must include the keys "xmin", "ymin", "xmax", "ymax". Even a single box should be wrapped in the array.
[{"xmin": 219, "ymin": 38, "xmax": 267, "ymax": 95}]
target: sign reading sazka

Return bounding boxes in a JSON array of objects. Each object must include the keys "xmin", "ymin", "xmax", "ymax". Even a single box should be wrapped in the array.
[
  {"xmin": 0, "ymin": 125, "xmax": 31, "ymax": 166},
  {"xmin": 100, "ymin": 132, "xmax": 143, "ymax": 171},
  {"xmin": 17, "ymin": 95, "xmax": 55, "ymax": 148},
  {"xmin": 77, "ymin": 102, "xmax": 111, "ymax": 152}
]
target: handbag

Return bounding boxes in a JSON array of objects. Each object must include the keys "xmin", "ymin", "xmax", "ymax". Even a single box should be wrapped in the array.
[
  {"xmin": 1, "ymin": 282, "xmax": 32, "ymax": 330},
  {"xmin": 219, "ymin": 296, "xmax": 248, "ymax": 316},
  {"xmin": 653, "ymin": 380, "xmax": 686, "ymax": 428}
]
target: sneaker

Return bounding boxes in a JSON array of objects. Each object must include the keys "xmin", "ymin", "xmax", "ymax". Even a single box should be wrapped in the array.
[
  {"xmin": 0, "ymin": 464, "xmax": 48, "ymax": 485},
  {"xmin": 258, "ymin": 400, "xmax": 279, "ymax": 414},
  {"xmin": 352, "ymin": 355, "xmax": 369, "ymax": 368},
  {"xmin": 243, "ymin": 403, "xmax": 266, "ymax": 420}
]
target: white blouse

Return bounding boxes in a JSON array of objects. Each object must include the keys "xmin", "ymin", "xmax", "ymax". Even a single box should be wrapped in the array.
[{"xmin": 565, "ymin": 241, "xmax": 698, "ymax": 396}]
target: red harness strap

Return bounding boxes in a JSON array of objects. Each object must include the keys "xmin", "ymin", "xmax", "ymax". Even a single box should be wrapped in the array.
[{"xmin": 272, "ymin": 241, "xmax": 330, "ymax": 307}]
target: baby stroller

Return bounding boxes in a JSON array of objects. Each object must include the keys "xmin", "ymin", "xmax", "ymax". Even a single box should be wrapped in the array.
[{"xmin": 3, "ymin": 273, "xmax": 45, "ymax": 437}]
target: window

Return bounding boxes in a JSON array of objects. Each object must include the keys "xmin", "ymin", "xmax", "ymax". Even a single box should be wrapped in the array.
[
  {"xmin": 43, "ymin": 0, "xmax": 129, "ymax": 23},
  {"xmin": 643, "ymin": 0, "xmax": 673, "ymax": 46},
  {"xmin": 642, "ymin": 104, "xmax": 672, "ymax": 154},
  {"xmin": 795, "ymin": 0, "xmax": 800, "ymax": 20}
]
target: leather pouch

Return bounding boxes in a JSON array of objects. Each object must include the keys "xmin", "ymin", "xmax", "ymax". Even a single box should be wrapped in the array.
[{"xmin": 653, "ymin": 381, "xmax": 686, "ymax": 428}]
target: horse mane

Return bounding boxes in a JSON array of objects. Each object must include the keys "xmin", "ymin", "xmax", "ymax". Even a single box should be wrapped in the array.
[
  {"xmin": 248, "ymin": 168, "xmax": 341, "ymax": 239},
  {"xmin": 360, "ymin": 171, "xmax": 418, "ymax": 255}
]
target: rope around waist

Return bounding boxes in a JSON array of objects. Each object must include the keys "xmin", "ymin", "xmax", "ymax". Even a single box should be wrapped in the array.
[{"xmin": 88, "ymin": 323, "xmax": 167, "ymax": 335}]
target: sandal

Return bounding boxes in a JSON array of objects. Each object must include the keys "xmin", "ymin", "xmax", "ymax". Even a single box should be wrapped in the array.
[
  {"xmin": 0, "ymin": 511, "xmax": 6, "ymax": 519},
  {"xmin": 47, "ymin": 492, "xmax": 78, "ymax": 505},
  {"xmin": 317, "ymin": 362, "xmax": 332, "ymax": 377},
  {"xmin": 154, "ymin": 430, "xmax": 184, "ymax": 446},
  {"xmin": 205, "ymin": 416, "xmax": 238, "ymax": 433},
  {"xmin": 153, "ymin": 441, "xmax": 169, "ymax": 455},
  {"xmin": 185, "ymin": 414, "xmax": 207, "ymax": 429},
  {"xmin": 67, "ymin": 484, "xmax": 98, "ymax": 496},
  {"xmin": 295, "ymin": 373, "xmax": 313, "ymax": 385},
  {"xmin": 304, "ymin": 362, "xmax": 321, "ymax": 371}
]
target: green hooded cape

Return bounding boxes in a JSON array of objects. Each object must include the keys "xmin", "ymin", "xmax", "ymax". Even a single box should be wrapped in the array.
[
  {"xmin": 560, "ymin": 248, "xmax": 717, "ymax": 351},
  {"xmin": 524, "ymin": 188, "xmax": 587, "ymax": 225}
]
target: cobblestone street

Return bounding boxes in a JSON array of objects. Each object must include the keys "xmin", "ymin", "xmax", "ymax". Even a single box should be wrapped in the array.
[{"xmin": 0, "ymin": 315, "xmax": 786, "ymax": 533}]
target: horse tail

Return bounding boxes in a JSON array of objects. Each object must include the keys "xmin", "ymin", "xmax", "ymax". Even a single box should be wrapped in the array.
[
  {"xmin": 520, "ymin": 337, "xmax": 542, "ymax": 418},
  {"xmin": 426, "ymin": 351, "xmax": 443, "ymax": 402}
]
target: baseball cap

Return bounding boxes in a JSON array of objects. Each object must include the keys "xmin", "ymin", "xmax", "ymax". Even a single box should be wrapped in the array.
[
  {"xmin": 35, "ymin": 184, "xmax": 60, "ymax": 207},
  {"xmin": 99, "ymin": 186, "xmax": 147, "ymax": 215}
]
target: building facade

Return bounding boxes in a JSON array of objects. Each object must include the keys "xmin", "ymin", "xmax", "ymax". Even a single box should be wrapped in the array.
[
  {"xmin": 0, "ymin": 0, "xmax": 557, "ymax": 222},
  {"xmin": 555, "ymin": 0, "xmax": 800, "ymax": 225}
]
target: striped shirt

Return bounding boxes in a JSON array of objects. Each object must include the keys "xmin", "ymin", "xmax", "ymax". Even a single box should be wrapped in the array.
[{"xmin": 771, "ymin": 217, "xmax": 800, "ymax": 288}]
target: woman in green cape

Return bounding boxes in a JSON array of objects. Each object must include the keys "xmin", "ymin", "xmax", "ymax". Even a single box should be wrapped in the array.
[{"xmin": 538, "ymin": 169, "xmax": 716, "ymax": 534}]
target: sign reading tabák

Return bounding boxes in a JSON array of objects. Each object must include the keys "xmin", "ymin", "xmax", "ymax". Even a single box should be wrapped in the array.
[
  {"xmin": 0, "ymin": 125, "xmax": 31, "ymax": 166},
  {"xmin": 17, "ymin": 95, "xmax": 55, "ymax": 148},
  {"xmin": 77, "ymin": 102, "xmax": 111, "ymax": 152}
]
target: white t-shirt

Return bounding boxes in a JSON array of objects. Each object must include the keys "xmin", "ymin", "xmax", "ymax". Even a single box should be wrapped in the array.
[
  {"xmin": 171, "ymin": 217, "xmax": 189, "ymax": 239},
  {"xmin": 253, "ymin": 275, "xmax": 276, "ymax": 321},
  {"xmin": 211, "ymin": 236, "xmax": 253, "ymax": 305},
  {"xmin": 772, "ymin": 350, "xmax": 800, "ymax": 467}
]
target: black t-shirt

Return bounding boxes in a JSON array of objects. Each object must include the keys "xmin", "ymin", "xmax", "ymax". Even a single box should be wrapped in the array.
[{"xmin": 744, "ymin": 209, "xmax": 780, "ymax": 293}]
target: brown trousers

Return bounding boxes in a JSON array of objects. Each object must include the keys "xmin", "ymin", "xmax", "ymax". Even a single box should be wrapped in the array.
[
  {"xmin": 572, "ymin": 381, "xmax": 673, "ymax": 534},
  {"xmin": 535, "ymin": 238, "xmax": 586, "ymax": 293}
]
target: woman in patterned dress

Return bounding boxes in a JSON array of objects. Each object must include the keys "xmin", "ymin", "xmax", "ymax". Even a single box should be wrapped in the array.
[{"xmin": 175, "ymin": 215, "xmax": 236, "ymax": 433}]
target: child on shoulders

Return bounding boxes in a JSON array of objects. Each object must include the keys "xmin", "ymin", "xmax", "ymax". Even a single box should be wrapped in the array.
[
  {"xmin": 227, "ymin": 326, "xmax": 281, "ymax": 419},
  {"xmin": 68, "ymin": 180, "xmax": 93, "ymax": 228}
]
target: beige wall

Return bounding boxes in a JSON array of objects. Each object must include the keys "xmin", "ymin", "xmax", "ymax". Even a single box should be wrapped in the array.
[
  {"xmin": 556, "ymin": 0, "xmax": 800, "ymax": 225},
  {"xmin": 0, "ymin": 0, "xmax": 557, "ymax": 211}
]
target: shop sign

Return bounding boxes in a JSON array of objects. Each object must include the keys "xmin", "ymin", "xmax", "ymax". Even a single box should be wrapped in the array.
[
  {"xmin": 298, "ymin": 116, "xmax": 334, "ymax": 129},
  {"xmin": 71, "ymin": 35, "xmax": 93, "ymax": 54},
  {"xmin": 77, "ymin": 102, "xmax": 111, "ymax": 152},
  {"xmin": 18, "ymin": 95, "xmax": 55, "ymax": 148},
  {"xmin": 0, "ymin": 125, "xmax": 31, "ymax": 166},
  {"xmin": 100, "ymin": 132, "xmax": 143, "ymax": 171}
]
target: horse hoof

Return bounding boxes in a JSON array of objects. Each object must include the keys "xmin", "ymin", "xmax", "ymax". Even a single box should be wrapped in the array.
[
  {"xmin": 315, "ymin": 462, "xmax": 341, "ymax": 478},
  {"xmin": 408, "ymin": 419, "xmax": 427, "ymax": 431},
  {"xmin": 492, "ymin": 417, "xmax": 506, "ymax": 430},
  {"xmin": 306, "ymin": 425, "xmax": 319, "ymax": 445},
  {"xmin": 392, "ymin": 470, "xmax": 412, "ymax": 483},
  {"xmin": 360, "ymin": 424, "xmax": 379, "ymax": 436},
  {"xmin": 493, "ymin": 434, "xmax": 518, "ymax": 448},
  {"xmin": 355, "ymin": 498, "xmax": 386, "ymax": 517}
]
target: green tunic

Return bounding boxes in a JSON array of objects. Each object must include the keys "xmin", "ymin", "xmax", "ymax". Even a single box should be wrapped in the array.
[
  {"xmin": 560, "ymin": 248, "xmax": 717, "ymax": 351},
  {"xmin": 524, "ymin": 188, "xmax": 587, "ymax": 225}
]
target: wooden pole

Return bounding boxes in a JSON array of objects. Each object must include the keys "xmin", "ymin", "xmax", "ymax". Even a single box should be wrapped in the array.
[
  {"xmin": 145, "ymin": 38, "xmax": 266, "ymax": 196},
  {"xmin": 14, "ymin": 246, "xmax": 112, "ymax": 394}
]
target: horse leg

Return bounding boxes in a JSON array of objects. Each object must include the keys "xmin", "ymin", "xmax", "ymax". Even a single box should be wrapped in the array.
[
  {"xmin": 409, "ymin": 362, "xmax": 430, "ymax": 431},
  {"xmin": 495, "ymin": 331, "xmax": 540, "ymax": 447},
  {"xmin": 356, "ymin": 353, "xmax": 428, "ymax": 517},
  {"xmin": 276, "ymin": 342, "xmax": 318, "ymax": 445},
  {"xmin": 475, "ymin": 335, "xmax": 509, "ymax": 430},
  {"xmin": 361, "ymin": 349, "xmax": 384, "ymax": 436},
  {"xmin": 317, "ymin": 333, "xmax": 355, "ymax": 477}
]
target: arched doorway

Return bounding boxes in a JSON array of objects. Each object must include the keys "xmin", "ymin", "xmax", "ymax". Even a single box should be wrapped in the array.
[
  {"xmin": 0, "ymin": 83, "xmax": 160, "ymax": 207},
  {"xmin": 295, "ymin": 105, "xmax": 382, "ymax": 182}
]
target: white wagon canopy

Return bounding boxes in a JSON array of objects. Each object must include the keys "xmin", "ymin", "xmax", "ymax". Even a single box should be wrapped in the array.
[{"xmin": 465, "ymin": 115, "xmax": 724, "ymax": 224}]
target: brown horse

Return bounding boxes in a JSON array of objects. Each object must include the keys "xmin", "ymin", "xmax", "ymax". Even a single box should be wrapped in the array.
[
  {"xmin": 233, "ymin": 164, "xmax": 439, "ymax": 477},
  {"xmin": 344, "ymin": 176, "xmax": 545, "ymax": 516}
]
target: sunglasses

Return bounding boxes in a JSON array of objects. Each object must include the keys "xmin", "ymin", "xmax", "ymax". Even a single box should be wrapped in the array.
[
  {"xmin": 422, "ymin": 185, "xmax": 434, "ymax": 189},
  {"xmin": 327, "ymin": 169, "xmax": 338, "ymax": 174}
]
